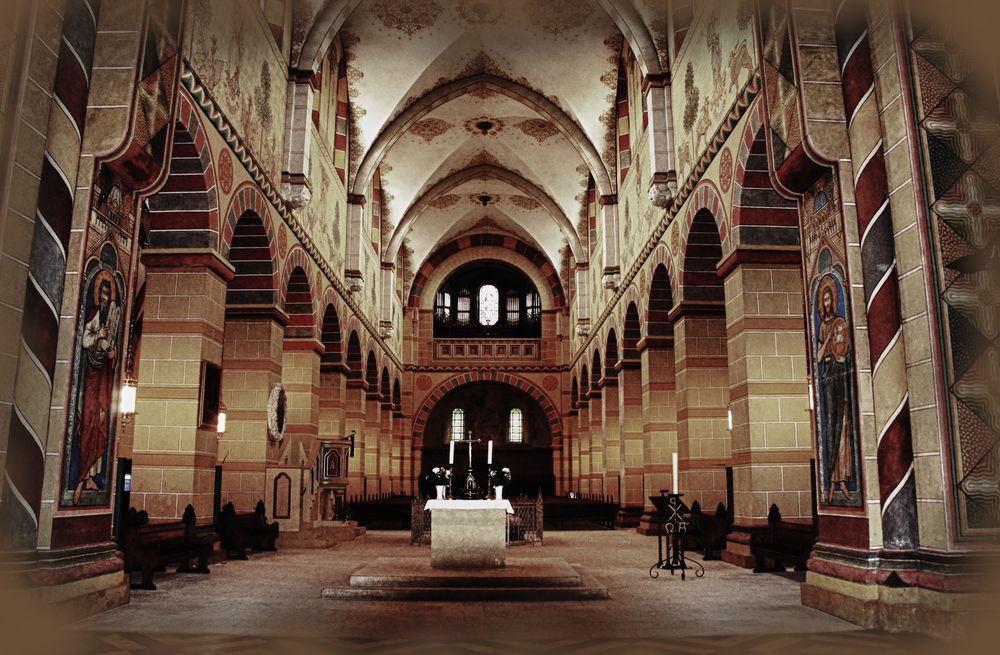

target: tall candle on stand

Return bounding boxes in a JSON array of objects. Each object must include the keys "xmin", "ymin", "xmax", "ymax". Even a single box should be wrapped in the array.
[
  {"xmin": 672, "ymin": 452, "xmax": 679, "ymax": 494},
  {"xmin": 448, "ymin": 439, "xmax": 454, "ymax": 465},
  {"xmin": 487, "ymin": 440, "xmax": 493, "ymax": 465}
]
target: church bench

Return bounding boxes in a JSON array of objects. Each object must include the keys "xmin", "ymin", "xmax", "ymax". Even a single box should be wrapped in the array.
[
  {"xmin": 121, "ymin": 505, "xmax": 213, "ymax": 590},
  {"xmin": 217, "ymin": 500, "xmax": 280, "ymax": 559},
  {"xmin": 681, "ymin": 502, "xmax": 730, "ymax": 560},
  {"xmin": 751, "ymin": 506, "xmax": 817, "ymax": 573}
]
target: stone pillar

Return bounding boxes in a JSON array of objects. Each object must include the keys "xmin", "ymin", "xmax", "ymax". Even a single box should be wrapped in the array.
[
  {"xmin": 588, "ymin": 387, "xmax": 604, "ymax": 496},
  {"xmin": 132, "ymin": 252, "xmax": 232, "ymax": 521},
  {"xmin": 380, "ymin": 392, "xmax": 394, "ymax": 494},
  {"xmin": 576, "ymin": 398, "xmax": 590, "ymax": 495},
  {"xmin": 392, "ymin": 406, "xmax": 405, "ymax": 494},
  {"xmin": 220, "ymin": 308, "xmax": 286, "ymax": 511},
  {"xmin": 364, "ymin": 387, "xmax": 382, "ymax": 497},
  {"xmin": 672, "ymin": 304, "xmax": 730, "ymax": 512},
  {"xmin": 344, "ymin": 379, "xmax": 366, "ymax": 497},
  {"xmin": 637, "ymin": 337, "xmax": 678, "ymax": 533},
  {"xmin": 719, "ymin": 254, "xmax": 813, "ymax": 567},
  {"xmin": 617, "ymin": 359, "xmax": 645, "ymax": 526},
  {"xmin": 600, "ymin": 376, "xmax": 622, "ymax": 503},
  {"xmin": 318, "ymin": 365, "xmax": 347, "ymax": 441},
  {"xmin": 281, "ymin": 337, "xmax": 321, "ymax": 522}
]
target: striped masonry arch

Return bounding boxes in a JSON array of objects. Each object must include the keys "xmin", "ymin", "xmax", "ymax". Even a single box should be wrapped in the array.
[
  {"xmin": 412, "ymin": 371, "xmax": 562, "ymax": 446},
  {"xmin": 145, "ymin": 92, "xmax": 219, "ymax": 250},
  {"xmin": 1, "ymin": 0, "xmax": 101, "ymax": 550},
  {"xmin": 408, "ymin": 233, "xmax": 565, "ymax": 309},
  {"xmin": 835, "ymin": 2, "xmax": 918, "ymax": 549},
  {"xmin": 731, "ymin": 102, "xmax": 800, "ymax": 247}
]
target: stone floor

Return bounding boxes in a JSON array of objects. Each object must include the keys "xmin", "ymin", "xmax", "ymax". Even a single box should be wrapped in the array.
[{"xmin": 56, "ymin": 530, "xmax": 952, "ymax": 653}]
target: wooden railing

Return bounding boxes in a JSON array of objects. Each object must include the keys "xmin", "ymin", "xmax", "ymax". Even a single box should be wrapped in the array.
[{"xmin": 433, "ymin": 338, "xmax": 541, "ymax": 361}]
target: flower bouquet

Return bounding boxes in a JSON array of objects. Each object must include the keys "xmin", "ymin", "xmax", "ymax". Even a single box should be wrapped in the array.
[
  {"xmin": 425, "ymin": 466, "xmax": 452, "ymax": 486},
  {"xmin": 489, "ymin": 467, "xmax": 511, "ymax": 486}
]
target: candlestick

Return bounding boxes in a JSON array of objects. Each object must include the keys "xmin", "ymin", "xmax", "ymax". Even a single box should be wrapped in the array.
[
  {"xmin": 487, "ymin": 440, "xmax": 493, "ymax": 465},
  {"xmin": 672, "ymin": 452, "xmax": 679, "ymax": 494},
  {"xmin": 448, "ymin": 439, "xmax": 454, "ymax": 464}
]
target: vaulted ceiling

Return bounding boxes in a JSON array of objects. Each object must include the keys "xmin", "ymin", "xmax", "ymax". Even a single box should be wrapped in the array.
[{"xmin": 292, "ymin": 0, "xmax": 669, "ymax": 277}]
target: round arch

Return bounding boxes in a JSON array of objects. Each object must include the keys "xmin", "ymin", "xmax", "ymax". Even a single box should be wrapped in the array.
[
  {"xmin": 384, "ymin": 164, "xmax": 586, "ymax": 265},
  {"xmin": 412, "ymin": 371, "xmax": 562, "ymax": 445},
  {"xmin": 146, "ymin": 92, "xmax": 219, "ymax": 250},
  {"xmin": 351, "ymin": 74, "xmax": 614, "ymax": 200},
  {"xmin": 411, "ymin": 234, "xmax": 565, "ymax": 308},
  {"xmin": 416, "ymin": 248, "xmax": 558, "ymax": 312}
]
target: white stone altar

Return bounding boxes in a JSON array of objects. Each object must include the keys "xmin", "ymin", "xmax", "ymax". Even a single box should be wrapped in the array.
[{"xmin": 424, "ymin": 499, "xmax": 514, "ymax": 569}]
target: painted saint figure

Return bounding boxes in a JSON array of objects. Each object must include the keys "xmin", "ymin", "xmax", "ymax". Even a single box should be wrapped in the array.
[
  {"xmin": 815, "ymin": 274, "xmax": 854, "ymax": 503},
  {"xmin": 74, "ymin": 270, "xmax": 121, "ymax": 502}
]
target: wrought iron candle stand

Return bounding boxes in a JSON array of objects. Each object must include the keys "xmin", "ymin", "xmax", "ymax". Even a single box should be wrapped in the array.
[{"xmin": 649, "ymin": 490, "xmax": 704, "ymax": 580}]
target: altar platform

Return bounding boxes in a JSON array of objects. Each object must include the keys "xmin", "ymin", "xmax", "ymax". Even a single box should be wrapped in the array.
[{"xmin": 321, "ymin": 557, "xmax": 609, "ymax": 601}]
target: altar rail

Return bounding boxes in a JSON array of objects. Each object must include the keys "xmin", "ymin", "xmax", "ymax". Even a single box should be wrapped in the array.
[
  {"xmin": 433, "ymin": 338, "xmax": 541, "ymax": 361},
  {"xmin": 410, "ymin": 494, "xmax": 543, "ymax": 547}
]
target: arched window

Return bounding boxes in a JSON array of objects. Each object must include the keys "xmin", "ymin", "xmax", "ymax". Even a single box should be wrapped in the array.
[
  {"xmin": 431, "ymin": 261, "xmax": 542, "ymax": 338},
  {"xmin": 456, "ymin": 289, "xmax": 471, "ymax": 325},
  {"xmin": 434, "ymin": 291, "xmax": 451, "ymax": 322},
  {"xmin": 505, "ymin": 290, "xmax": 520, "ymax": 325},
  {"xmin": 451, "ymin": 408, "xmax": 465, "ymax": 440},
  {"xmin": 508, "ymin": 408, "xmax": 523, "ymax": 443},
  {"xmin": 525, "ymin": 292, "xmax": 541, "ymax": 323},
  {"xmin": 478, "ymin": 284, "xmax": 499, "ymax": 326}
]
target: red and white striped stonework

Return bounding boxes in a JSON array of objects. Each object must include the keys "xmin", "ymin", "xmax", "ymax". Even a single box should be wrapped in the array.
[
  {"xmin": 1, "ymin": 1, "xmax": 101, "ymax": 550},
  {"xmin": 835, "ymin": 2, "xmax": 918, "ymax": 550}
]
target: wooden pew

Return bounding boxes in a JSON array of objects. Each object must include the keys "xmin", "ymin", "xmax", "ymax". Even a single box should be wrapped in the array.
[
  {"xmin": 681, "ymin": 501, "xmax": 730, "ymax": 560},
  {"xmin": 751, "ymin": 504, "xmax": 817, "ymax": 572},
  {"xmin": 121, "ymin": 505, "xmax": 213, "ymax": 590},
  {"xmin": 216, "ymin": 501, "xmax": 279, "ymax": 559}
]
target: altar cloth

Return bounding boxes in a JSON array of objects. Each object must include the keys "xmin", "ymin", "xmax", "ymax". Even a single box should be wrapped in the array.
[{"xmin": 424, "ymin": 499, "xmax": 514, "ymax": 514}]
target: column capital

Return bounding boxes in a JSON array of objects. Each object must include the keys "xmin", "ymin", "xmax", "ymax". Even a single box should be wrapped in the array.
[
  {"xmin": 717, "ymin": 246, "xmax": 802, "ymax": 279},
  {"xmin": 347, "ymin": 194, "xmax": 367, "ymax": 206},
  {"xmin": 642, "ymin": 71, "xmax": 671, "ymax": 91},
  {"xmin": 225, "ymin": 304, "xmax": 290, "ymax": 327},
  {"xmin": 141, "ymin": 248, "xmax": 236, "ymax": 283}
]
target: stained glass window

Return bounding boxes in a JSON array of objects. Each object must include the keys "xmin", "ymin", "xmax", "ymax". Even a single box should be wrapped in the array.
[
  {"xmin": 451, "ymin": 408, "xmax": 464, "ymax": 440},
  {"xmin": 478, "ymin": 284, "xmax": 499, "ymax": 326},
  {"xmin": 509, "ymin": 408, "xmax": 523, "ymax": 443}
]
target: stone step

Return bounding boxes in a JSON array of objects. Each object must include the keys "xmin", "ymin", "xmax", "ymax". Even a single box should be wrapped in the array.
[
  {"xmin": 322, "ymin": 557, "xmax": 609, "ymax": 601},
  {"xmin": 320, "ymin": 582, "xmax": 610, "ymax": 601},
  {"xmin": 348, "ymin": 557, "xmax": 582, "ymax": 588}
]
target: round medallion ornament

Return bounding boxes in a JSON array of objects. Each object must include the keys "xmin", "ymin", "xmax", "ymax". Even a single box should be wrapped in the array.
[
  {"xmin": 416, "ymin": 375, "xmax": 432, "ymax": 391},
  {"xmin": 719, "ymin": 147, "xmax": 733, "ymax": 193},
  {"xmin": 543, "ymin": 375, "xmax": 558, "ymax": 391},
  {"xmin": 267, "ymin": 383, "xmax": 288, "ymax": 443},
  {"xmin": 278, "ymin": 223, "xmax": 287, "ymax": 258},
  {"xmin": 218, "ymin": 149, "xmax": 233, "ymax": 194}
]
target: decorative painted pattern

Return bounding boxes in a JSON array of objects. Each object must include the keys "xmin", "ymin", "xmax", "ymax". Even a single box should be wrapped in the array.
[
  {"xmin": 3, "ymin": 0, "xmax": 101, "ymax": 549},
  {"xmin": 180, "ymin": 67, "xmax": 401, "ymax": 369},
  {"xmin": 836, "ymin": 3, "xmax": 918, "ymax": 548}
]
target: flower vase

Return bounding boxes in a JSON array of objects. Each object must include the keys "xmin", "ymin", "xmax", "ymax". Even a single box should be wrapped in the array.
[
  {"xmin": 436, "ymin": 485, "xmax": 447, "ymax": 500},
  {"xmin": 494, "ymin": 486, "xmax": 503, "ymax": 501}
]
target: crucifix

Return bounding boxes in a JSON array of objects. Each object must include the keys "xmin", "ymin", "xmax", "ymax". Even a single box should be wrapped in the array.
[{"xmin": 451, "ymin": 430, "xmax": 480, "ymax": 499}]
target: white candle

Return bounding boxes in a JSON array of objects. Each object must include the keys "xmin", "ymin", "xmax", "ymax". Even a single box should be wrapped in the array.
[
  {"xmin": 672, "ymin": 452, "xmax": 679, "ymax": 494},
  {"xmin": 487, "ymin": 440, "xmax": 493, "ymax": 465},
  {"xmin": 448, "ymin": 439, "xmax": 454, "ymax": 464}
]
